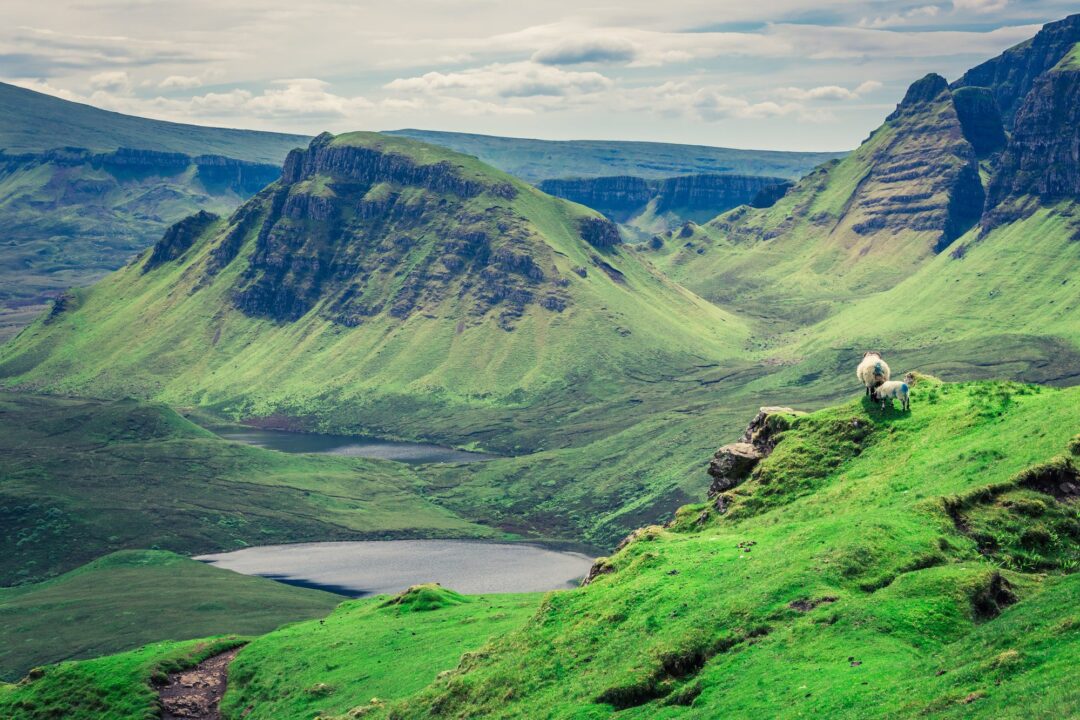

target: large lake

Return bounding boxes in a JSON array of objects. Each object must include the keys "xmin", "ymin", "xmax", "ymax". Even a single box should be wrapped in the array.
[
  {"xmin": 197, "ymin": 540, "xmax": 595, "ymax": 597},
  {"xmin": 217, "ymin": 428, "xmax": 495, "ymax": 464}
]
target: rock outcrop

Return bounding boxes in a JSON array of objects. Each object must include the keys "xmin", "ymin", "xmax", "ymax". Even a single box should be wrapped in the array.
[
  {"xmin": 983, "ymin": 63, "xmax": 1080, "ymax": 226},
  {"xmin": 951, "ymin": 87, "xmax": 1008, "ymax": 157},
  {"xmin": 209, "ymin": 133, "xmax": 577, "ymax": 328},
  {"xmin": 707, "ymin": 407, "xmax": 803, "ymax": 504},
  {"xmin": 952, "ymin": 14, "xmax": 1080, "ymax": 130},
  {"xmin": 144, "ymin": 210, "xmax": 220, "ymax": 272},
  {"xmin": 847, "ymin": 74, "xmax": 985, "ymax": 252}
]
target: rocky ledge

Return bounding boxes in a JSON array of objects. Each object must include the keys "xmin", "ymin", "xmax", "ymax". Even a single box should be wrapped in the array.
[{"xmin": 708, "ymin": 406, "xmax": 804, "ymax": 510}]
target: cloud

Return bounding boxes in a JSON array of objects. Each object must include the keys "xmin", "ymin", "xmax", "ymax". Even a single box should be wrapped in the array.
[
  {"xmin": 952, "ymin": 0, "xmax": 1008, "ymax": 13},
  {"xmin": 624, "ymin": 81, "xmax": 802, "ymax": 122},
  {"xmin": 859, "ymin": 5, "xmax": 941, "ymax": 29},
  {"xmin": 775, "ymin": 80, "xmax": 882, "ymax": 101},
  {"xmin": 531, "ymin": 36, "xmax": 637, "ymax": 65},
  {"xmin": 386, "ymin": 61, "xmax": 612, "ymax": 98},
  {"xmin": 89, "ymin": 69, "xmax": 132, "ymax": 93},
  {"xmin": 159, "ymin": 74, "xmax": 202, "ymax": 89}
]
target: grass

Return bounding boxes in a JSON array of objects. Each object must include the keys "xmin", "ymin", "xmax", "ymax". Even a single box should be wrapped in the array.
[
  {"xmin": 0, "ymin": 392, "xmax": 496, "ymax": 585},
  {"xmin": 373, "ymin": 379, "xmax": 1080, "ymax": 718},
  {"xmin": 220, "ymin": 585, "xmax": 540, "ymax": 719},
  {"xmin": 0, "ymin": 635, "xmax": 246, "ymax": 720},
  {"xmin": 0, "ymin": 550, "xmax": 344, "ymax": 681}
]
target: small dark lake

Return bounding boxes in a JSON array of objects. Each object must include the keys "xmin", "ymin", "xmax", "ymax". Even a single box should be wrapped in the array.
[
  {"xmin": 197, "ymin": 540, "xmax": 595, "ymax": 597},
  {"xmin": 216, "ymin": 428, "xmax": 495, "ymax": 464}
]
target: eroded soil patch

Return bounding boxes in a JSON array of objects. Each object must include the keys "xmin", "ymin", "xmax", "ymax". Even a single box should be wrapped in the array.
[{"xmin": 159, "ymin": 647, "xmax": 240, "ymax": 720}]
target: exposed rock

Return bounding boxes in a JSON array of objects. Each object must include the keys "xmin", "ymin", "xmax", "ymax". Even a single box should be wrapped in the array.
[
  {"xmin": 580, "ymin": 557, "xmax": 615, "ymax": 586},
  {"xmin": 579, "ymin": 216, "xmax": 622, "ymax": 248},
  {"xmin": 952, "ymin": 14, "xmax": 1080, "ymax": 130},
  {"xmin": 539, "ymin": 173, "xmax": 789, "ymax": 224},
  {"xmin": 749, "ymin": 180, "xmax": 794, "ymax": 208},
  {"xmin": 983, "ymin": 64, "xmax": 1080, "ymax": 228},
  {"xmin": 144, "ymin": 210, "xmax": 219, "ymax": 272},
  {"xmin": 707, "ymin": 406, "xmax": 803, "ymax": 498},
  {"xmin": 1015, "ymin": 457, "xmax": 1080, "ymax": 501},
  {"xmin": 951, "ymin": 86, "xmax": 1008, "ymax": 157},
  {"xmin": 850, "ymin": 74, "xmax": 984, "ymax": 252}
]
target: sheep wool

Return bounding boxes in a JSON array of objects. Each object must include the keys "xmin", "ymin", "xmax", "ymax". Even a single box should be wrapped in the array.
[
  {"xmin": 875, "ymin": 380, "xmax": 910, "ymax": 411},
  {"xmin": 856, "ymin": 352, "xmax": 891, "ymax": 396}
]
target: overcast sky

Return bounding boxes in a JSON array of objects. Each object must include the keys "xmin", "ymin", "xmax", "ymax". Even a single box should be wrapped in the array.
[{"xmin": 3, "ymin": 1, "xmax": 1075, "ymax": 151}]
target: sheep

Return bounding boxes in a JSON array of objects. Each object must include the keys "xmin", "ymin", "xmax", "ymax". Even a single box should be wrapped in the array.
[
  {"xmin": 874, "ymin": 373, "xmax": 915, "ymax": 411},
  {"xmin": 856, "ymin": 351, "xmax": 890, "ymax": 396}
]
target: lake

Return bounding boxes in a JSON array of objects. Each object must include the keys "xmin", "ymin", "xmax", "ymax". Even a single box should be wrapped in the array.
[
  {"xmin": 197, "ymin": 540, "xmax": 595, "ymax": 597},
  {"xmin": 217, "ymin": 428, "xmax": 495, "ymax": 464}
]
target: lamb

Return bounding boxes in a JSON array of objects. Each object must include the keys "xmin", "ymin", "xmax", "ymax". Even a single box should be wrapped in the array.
[
  {"xmin": 874, "ymin": 373, "xmax": 915, "ymax": 411},
  {"xmin": 856, "ymin": 352, "xmax": 890, "ymax": 396}
]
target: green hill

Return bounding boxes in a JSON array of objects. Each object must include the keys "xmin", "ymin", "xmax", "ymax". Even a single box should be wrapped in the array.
[
  {"xmin": 0, "ymin": 81, "xmax": 308, "ymax": 162},
  {"xmin": 5, "ymin": 380, "xmax": 1077, "ymax": 719},
  {"xmin": 0, "ymin": 550, "xmax": 343, "ymax": 681},
  {"xmin": 387, "ymin": 129, "xmax": 844, "ymax": 182},
  {"xmin": 0, "ymin": 392, "xmax": 493, "ymax": 585}
]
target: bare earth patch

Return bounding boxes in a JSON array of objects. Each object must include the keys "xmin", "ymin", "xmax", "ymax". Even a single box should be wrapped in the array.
[{"xmin": 159, "ymin": 647, "xmax": 241, "ymax": 720}]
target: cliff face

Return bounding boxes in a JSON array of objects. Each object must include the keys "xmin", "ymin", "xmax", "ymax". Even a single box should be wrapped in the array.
[
  {"xmin": 207, "ymin": 134, "xmax": 574, "ymax": 328},
  {"xmin": 952, "ymin": 14, "xmax": 1080, "ymax": 130},
  {"xmin": 951, "ymin": 87, "xmax": 1008, "ymax": 157},
  {"xmin": 847, "ymin": 74, "xmax": 984, "ymax": 251},
  {"xmin": 983, "ymin": 63, "xmax": 1080, "ymax": 226},
  {"xmin": 538, "ymin": 173, "xmax": 790, "ymax": 224},
  {"xmin": 143, "ymin": 210, "xmax": 219, "ymax": 272}
]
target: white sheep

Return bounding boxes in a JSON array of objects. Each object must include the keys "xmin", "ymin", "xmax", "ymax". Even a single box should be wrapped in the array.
[
  {"xmin": 874, "ymin": 373, "xmax": 915, "ymax": 411},
  {"xmin": 856, "ymin": 351, "xmax": 890, "ymax": 396}
]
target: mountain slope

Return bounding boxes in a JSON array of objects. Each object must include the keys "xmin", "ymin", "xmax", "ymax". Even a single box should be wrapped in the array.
[
  {"xmin": 0, "ymin": 550, "xmax": 342, "ymax": 681},
  {"xmin": 0, "ymin": 132, "xmax": 750, "ymax": 453},
  {"xmin": 387, "ymin": 129, "xmax": 844, "ymax": 182},
  {"xmin": 0, "ymin": 82, "xmax": 309, "ymax": 340},
  {"xmin": 378, "ymin": 380, "xmax": 1080, "ymax": 718},
  {"xmin": 0, "ymin": 81, "xmax": 308, "ymax": 162},
  {"xmin": 0, "ymin": 392, "xmax": 493, "ymax": 585}
]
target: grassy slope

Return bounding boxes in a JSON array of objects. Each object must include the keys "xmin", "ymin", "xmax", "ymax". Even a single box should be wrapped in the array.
[
  {"xmin": 0, "ymin": 550, "xmax": 343, "ymax": 682},
  {"xmin": 0, "ymin": 81, "xmax": 308, "ymax": 163},
  {"xmin": 220, "ymin": 585, "xmax": 540, "ymax": 719},
  {"xmin": 0, "ymin": 587, "xmax": 539, "ymax": 720},
  {"xmin": 0, "ymin": 392, "xmax": 493, "ymax": 585},
  {"xmin": 0, "ymin": 636, "xmax": 245, "ymax": 720},
  {"xmin": 377, "ymin": 380, "xmax": 1080, "ymax": 719},
  {"xmin": 386, "ymin": 129, "xmax": 844, "ymax": 182}
]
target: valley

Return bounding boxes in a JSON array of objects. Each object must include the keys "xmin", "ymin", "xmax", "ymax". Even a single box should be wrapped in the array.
[{"xmin": 0, "ymin": 9, "xmax": 1078, "ymax": 720}]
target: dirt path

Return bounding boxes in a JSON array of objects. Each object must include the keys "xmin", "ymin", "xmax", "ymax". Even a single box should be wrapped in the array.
[{"xmin": 158, "ymin": 647, "xmax": 241, "ymax": 720}]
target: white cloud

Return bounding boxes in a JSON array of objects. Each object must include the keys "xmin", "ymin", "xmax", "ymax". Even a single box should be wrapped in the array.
[
  {"xmin": 89, "ymin": 70, "xmax": 132, "ymax": 94},
  {"xmin": 386, "ymin": 62, "xmax": 612, "ymax": 98},
  {"xmin": 859, "ymin": 5, "xmax": 941, "ymax": 29},
  {"xmin": 953, "ymin": 0, "xmax": 1009, "ymax": 13},
  {"xmin": 159, "ymin": 74, "xmax": 202, "ymax": 89},
  {"xmin": 775, "ymin": 80, "xmax": 882, "ymax": 101}
]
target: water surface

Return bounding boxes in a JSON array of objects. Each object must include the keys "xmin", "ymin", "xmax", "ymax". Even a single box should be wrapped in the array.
[
  {"xmin": 197, "ymin": 540, "xmax": 594, "ymax": 597},
  {"xmin": 217, "ymin": 428, "xmax": 494, "ymax": 464}
]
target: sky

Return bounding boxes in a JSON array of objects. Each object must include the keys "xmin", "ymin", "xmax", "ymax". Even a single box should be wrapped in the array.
[{"xmin": 2, "ymin": 1, "xmax": 1076, "ymax": 151}]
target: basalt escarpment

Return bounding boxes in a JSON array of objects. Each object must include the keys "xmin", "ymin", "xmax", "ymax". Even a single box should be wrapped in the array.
[
  {"xmin": 982, "ymin": 63, "xmax": 1080, "ymax": 227},
  {"xmin": 195, "ymin": 134, "xmax": 579, "ymax": 329},
  {"xmin": 144, "ymin": 210, "xmax": 219, "ymax": 272},
  {"xmin": 952, "ymin": 14, "xmax": 1080, "ymax": 130},
  {"xmin": 847, "ymin": 74, "xmax": 985, "ymax": 252},
  {"xmin": 538, "ymin": 173, "xmax": 790, "ymax": 224}
]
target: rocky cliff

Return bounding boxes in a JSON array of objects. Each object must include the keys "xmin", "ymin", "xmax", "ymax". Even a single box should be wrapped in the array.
[
  {"xmin": 952, "ymin": 14, "xmax": 1080, "ymax": 130},
  {"xmin": 193, "ymin": 133, "xmax": 577, "ymax": 328},
  {"xmin": 847, "ymin": 74, "xmax": 985, "ymax": 252},
  {"xmin": 539, "ymin": 173, "xmax": 789, "ymax": 224}
]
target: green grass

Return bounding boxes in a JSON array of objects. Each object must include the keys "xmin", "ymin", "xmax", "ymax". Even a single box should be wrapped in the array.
[
  {"xmin": 0, "ymin": 392, "xmax": 495, "ymax": 585},
  {"xmin": 0, "ymin": 635, "xmax": 245, "ymax": 720},
  {"xmin": 0, "ymin": 550, "xmax": 343, "ymax": 681},
  {"xmin": 386, "ymin": 129, "xmax": 844, "ymax": 182},
  {"xmin": 0, "ymin": 81, "xmax": 307, "ymax": 162},
  {"xmin": 371, "ymin": 380, "xmax": 1080, "ymax": 718},
  {"xmin": 220, "ymin": 585, "xmax": 540, "ymax": 719}
]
